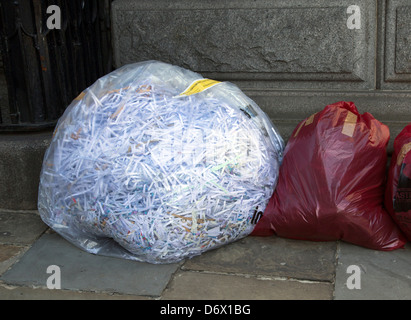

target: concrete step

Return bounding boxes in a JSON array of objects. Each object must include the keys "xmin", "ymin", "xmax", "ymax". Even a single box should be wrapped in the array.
[{"xmin": 0, "ymin": 131, "xmax": 52, "ymax": 210}]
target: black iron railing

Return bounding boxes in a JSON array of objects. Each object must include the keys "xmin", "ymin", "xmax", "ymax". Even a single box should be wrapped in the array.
[{"xmin": 0, "ymin": 0, "xmax": 113, "ymax": 131}]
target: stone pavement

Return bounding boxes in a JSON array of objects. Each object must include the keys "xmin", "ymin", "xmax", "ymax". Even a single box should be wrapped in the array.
[{"xmin": 1, "ymin": 210, "xmax": 411, "ymax": 300}]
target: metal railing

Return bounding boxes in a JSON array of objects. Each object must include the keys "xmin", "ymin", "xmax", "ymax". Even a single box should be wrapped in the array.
[{"xmin": 0, "ymin": 0, "xmax": 113, "ymax": 131}]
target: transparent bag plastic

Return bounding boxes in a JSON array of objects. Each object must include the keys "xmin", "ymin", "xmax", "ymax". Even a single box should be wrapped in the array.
[{"xmin": 38, "ymin": 60, "xmax": 284, "ymax": 264}]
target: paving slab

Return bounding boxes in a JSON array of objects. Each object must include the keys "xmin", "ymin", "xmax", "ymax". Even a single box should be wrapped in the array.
[
  {"xmin": 162, "ymin": 271, "xmax": 333, "ymax": 300},
  {"xmin": 0, "ymin": 283, "xmax": 150, "ymax": 300},
  {"xmin": 0, "ymin": 233, "xmax": 181, "ymax": 297},
  {"xmin": 183, "ymin": 236, "xmax": 337, "ymax": 282},
  {"xmin": 335, "ymin": 242, "xmax": 411, "ymax": 300},
  {"xmin": 0, "ymin": 244, "xmax": 28, "ymax": 275},
  {"xmin": 0, "ymin": 211, "xmax": 48, "ymax": 245}
]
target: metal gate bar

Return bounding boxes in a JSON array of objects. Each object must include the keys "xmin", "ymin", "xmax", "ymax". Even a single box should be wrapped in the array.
[{"xmin": 0, "ymin": 0, "xmax": 113, "ymax": 131}]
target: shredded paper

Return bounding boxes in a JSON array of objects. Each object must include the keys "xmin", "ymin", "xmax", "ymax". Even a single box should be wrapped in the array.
[{"xmin": 38, "ymin": 61, "xmax": 284, "ymax": 263}]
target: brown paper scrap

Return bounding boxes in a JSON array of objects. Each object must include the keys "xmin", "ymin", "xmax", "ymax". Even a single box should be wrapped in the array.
[{"xmin": 341, "ymin": 111, "xmax": 357, "ymax": 137}]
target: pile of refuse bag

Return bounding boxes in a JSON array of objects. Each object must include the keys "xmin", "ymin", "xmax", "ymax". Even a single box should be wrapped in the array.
[
  {"xmin": 38, "ymin": 61, "xmax": 284, "ymax": 264},
  {"xmin": 38, "ymin": 60, "xmax": 410, "ymax": 264}
]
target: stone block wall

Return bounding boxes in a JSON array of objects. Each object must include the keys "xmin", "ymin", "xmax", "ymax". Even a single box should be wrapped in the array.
[
  {"xmin": 111, "ymin": 0, "xmax": 411, "ymax": 154},
  {"xmin": 112, "ymin": 0, "xmax": 378, "ymax": 90},
  {"xmin": 379, "ymin": 0, "xmax": 411, "ymax": 90}
]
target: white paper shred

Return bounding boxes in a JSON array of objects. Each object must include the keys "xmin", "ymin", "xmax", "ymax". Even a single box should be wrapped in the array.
[{"xmin": 38, "ymin": 60, "xmax": 284, "ymax": 264}]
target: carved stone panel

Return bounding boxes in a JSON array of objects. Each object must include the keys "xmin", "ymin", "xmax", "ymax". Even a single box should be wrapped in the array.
[
  {"xmin": 382, "ymin": 0, "xmax": 411, "ymax": 90},
  {"xmin": 112, "ymin": 0, "xmax": 377, "ymax": 90}
]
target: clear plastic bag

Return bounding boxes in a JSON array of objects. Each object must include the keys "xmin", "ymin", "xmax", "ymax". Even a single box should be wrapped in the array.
[{"xmin": 38, "ymin": 60, "xmax": 284, "ymax": 264}]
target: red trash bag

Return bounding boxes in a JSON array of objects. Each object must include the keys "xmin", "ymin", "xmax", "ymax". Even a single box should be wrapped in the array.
[
  {"xmin": 252, "ymin": 101, "xmax": 406, "ymax": 251},
  {"xmin": 385, "ymin": 124, "xmax": 411, "ymax": 241}
]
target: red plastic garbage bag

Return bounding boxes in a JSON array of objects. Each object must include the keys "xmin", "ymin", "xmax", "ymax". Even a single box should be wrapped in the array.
[
  {"xmin": 252, "ymin": 101, "xmax": 406, "ymax": 251},
  {"xmin": 385, "ymin": 124, "xmax": 411, "ymax": 241}
]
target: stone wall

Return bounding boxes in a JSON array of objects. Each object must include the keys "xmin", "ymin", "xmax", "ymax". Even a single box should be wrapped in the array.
[
  {"xmin": 111, "ymin": 0, "xmax": 411, "ymax": 153},
  {"xmin": 2, "ymin": 0, "xmax": 410, "ymax": 211},
  {"xmin": 111, "ymin": 0, "xmax": 411, "ymax": 92},
  {"xmin": 113, "ymin": 0, "xmax": 379, "ymax": 90},
  {"xmin": 379, "ymin": 0, "xmax": 411, "ymax": 90}
]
